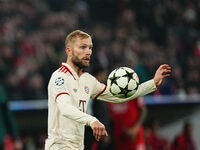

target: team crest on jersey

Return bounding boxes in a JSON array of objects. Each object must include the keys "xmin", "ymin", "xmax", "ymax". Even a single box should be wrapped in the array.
[
  {"xmin": 84, "ymin": 86, "xmax": 89, "ymax": 94},
  {"xmin": 55, "ymin": 77, "xmax": 64, "ymax": 86}
]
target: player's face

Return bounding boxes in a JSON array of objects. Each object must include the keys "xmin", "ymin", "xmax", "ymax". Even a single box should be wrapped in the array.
[{"xmin": 71, "ymin": 37, "xmax": 93, "ymax": 69}]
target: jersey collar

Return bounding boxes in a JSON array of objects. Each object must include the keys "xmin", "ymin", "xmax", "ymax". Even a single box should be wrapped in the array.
[{"xmin": 62, "ymin": 63, "xmax": 78, "ymax": 80}]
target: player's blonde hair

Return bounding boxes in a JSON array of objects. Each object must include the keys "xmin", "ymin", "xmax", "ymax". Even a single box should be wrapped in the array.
[{"xmin": 65, "ymin": 30, "xmax": 91, "ymax": 48}]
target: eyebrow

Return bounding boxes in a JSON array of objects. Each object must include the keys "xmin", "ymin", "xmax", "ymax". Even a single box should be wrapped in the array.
[{"xmin": 80, "ymin": 43, "xmax": 93, "ymax": 47}]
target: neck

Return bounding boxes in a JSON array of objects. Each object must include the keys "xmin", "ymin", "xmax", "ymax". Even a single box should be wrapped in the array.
[{"xmin": 66, "ymin": 60, "xmax": 83, "ymax": 76}]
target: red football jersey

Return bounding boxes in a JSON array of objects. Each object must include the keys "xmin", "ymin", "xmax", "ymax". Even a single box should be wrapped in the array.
[{"xmin": 107, "ymin": 98, "xmax": 146, "ymax": 150}]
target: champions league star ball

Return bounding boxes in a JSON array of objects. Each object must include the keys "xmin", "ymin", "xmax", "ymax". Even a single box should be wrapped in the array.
[{"xmin": 107, "ymin": 67, "xmax": 139, "ymax": 98}]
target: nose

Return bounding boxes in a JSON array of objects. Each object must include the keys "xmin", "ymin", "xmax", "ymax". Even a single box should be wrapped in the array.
[{"xmin": 86, "ymin": 48, "xmax": 92, "ymax": 56}]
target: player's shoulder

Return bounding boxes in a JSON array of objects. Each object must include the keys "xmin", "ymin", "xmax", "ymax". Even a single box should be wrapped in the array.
[
  {"xmin": 51, "ymin": 66, "xmax": 70, "ymax": 80},
  {"xmin": 82, "ymin": 72, "xmax": 96, "ymax": 80}
]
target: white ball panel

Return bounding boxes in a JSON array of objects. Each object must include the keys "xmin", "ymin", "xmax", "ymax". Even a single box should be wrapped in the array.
[
  {"xmin": 115, "ymin": 69, "xmax": 126, "ymax": 77},
  {"xmin": 107, "ymin": 79, "xmax": 111, "ymax": 89},
  {"xmin": 107, "ymin": 67, "xmax": 139, "ymax": 98},
  {"xmin": 116, "ymin": 77, "xmax": 128, "ymax": 88},
  {"xmin": 128, "ymin": 79, "xmax": 137, "ymax": 90},
  {"xmin": 123, "ymin": 67, "xmax": 134, "ymax": 73},
  {"xmin": 110, "ymin": 83, "xmax": 121, "ymax": 94}
]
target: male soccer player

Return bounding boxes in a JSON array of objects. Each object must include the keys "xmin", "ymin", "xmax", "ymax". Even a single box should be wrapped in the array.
[
  {"xmin": 45, "ymin": 30, "xmax": 171, "ymax": 150},
  {"xmin": 107, "ymin": 97, "xmax": 147, "ymax": 150}
]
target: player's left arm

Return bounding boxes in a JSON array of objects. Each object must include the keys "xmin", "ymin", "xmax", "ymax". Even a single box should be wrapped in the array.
[
  {"xmin": 126, "ymin": 98, "xmax": 147, "ymax": 139},
  {"xmin": 135, "ymin": 104, "xmax": 147, "ymax": 126},
  {"xmin": 93, "ymin": 64, "xmax": 171, "ymax": 103}
]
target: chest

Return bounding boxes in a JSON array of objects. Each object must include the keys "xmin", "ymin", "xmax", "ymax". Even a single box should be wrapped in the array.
[{"xmin": 66, "ymin": 76, "xmax": 92, "ymax": 112}]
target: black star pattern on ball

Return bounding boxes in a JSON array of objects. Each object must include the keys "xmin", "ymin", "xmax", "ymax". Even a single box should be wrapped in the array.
[
  {"xmin": 109, "ymin": 72, "xmax": 120, "ymax": 86},
  {"xmin": 134, "ymin": 82, "xmax": 139, "ymax": 90},
  {"xmin": 122, "ymin": 69, "xmax": 134, "ymax": 82},
  {"xmin": 119, "ymin": 85, "xmax": 133, "ymax": 97}
]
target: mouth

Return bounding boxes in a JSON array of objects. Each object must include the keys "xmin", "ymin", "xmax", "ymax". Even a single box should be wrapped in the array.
[{"xmin": 82, "ymin": 57, "xmax": 90, "ymax": 63}]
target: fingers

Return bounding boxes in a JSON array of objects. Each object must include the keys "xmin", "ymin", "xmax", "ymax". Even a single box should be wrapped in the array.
[
  {"xmin": 158, "ymin": 64, "xmax": 171, "ymax": 72},
  {"xmin": 91, "ymin": 121, "xmax": 108, "ymax": 141},
  {"xmin": 158, "ymin": 64, "xmax": 171, "ymax": 77},
  {"xmin": 93, "ymin": 126, "xmax": 107, "ymax": 141},
  {"xmin": 154, "ymin": 64, "xmax": 171, "ymax": 87},
  {"xmin": 96, "ymin": 126, "xmax": 102, "ymax": 141},
  {"xmin": 161, "ymin": 69, "xmax": 171, "ymax": 77},
  {"xmin": 162, "ymin": 74, "xmax": 170, "ymax": 79},
  {"xmin": 161, "ymin": 67, "xmax": 171, "ymax": 79},
  {"xmin": 159, "ymin": 64, "xmax": 171, "ymax": 69},
  {"xmin": 105, "ymin": 130, "xmax": 108, "ymax": 136},
  {"xmin": 93, "ymin": 127, "xmax": 97, "ymax": 140}
]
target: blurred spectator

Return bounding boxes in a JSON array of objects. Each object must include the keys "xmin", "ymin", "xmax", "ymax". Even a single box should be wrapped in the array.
[
  {"xmin": 23, "ymin": 73, "xmax": 46, "ymax": 99},
  {"xmin": 0, "ymin": 0, "xmax": 200, "ymax": 150},
  {"xmin": 0, "ymin": 0, "xmax": 200, "ymax": 100},
  {"xmin": 145, "ymin": 119, "xmax": 170, "ymax": 150},
  {"xmin": 0, "ymin": 85, "xmax": 23, "ymax": 150},
  {"xmin": 107, "ymin": 97, "xmax": 147, "ymax": 150},
  {"xmin": 193, "ymin": 39, "xmax": 200, "ymax": 58},
  {"xmin": 171, "ymin": 121, "xmax": 196, "ymax": 150},
  {"xmin": 0, "ymin": 0, "xmax": 200, "ymax": 149},
  {"xmin": 23, "ymin": 136, "xmax": 36, "ymax": 150}
]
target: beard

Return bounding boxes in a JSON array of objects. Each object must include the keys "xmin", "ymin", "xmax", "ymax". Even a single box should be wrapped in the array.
[{"xmin": 71, "ymin": 54, "xmax": 90, "ymax": 69}]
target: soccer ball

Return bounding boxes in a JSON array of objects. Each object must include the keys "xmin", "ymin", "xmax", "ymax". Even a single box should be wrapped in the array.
[{"xmin": 107, "ymin": 67, "xmax": 139, "ymax": 98}]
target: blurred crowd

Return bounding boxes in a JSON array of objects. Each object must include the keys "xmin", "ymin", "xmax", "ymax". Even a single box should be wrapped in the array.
[
  {"xmin": 0, "ymin": 0, "xmax": 200, "ymax": 101},
  {"xmin": 0, "ymin": 0, "xmax": 200, "ymax": 150},
  {"xmin": 3, "ymin": 119, "xmax": 196, "ymax": 150}
]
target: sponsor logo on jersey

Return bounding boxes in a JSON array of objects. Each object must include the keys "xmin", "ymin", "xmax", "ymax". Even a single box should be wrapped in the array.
[
  {"xmin": 55, "ymin": 77, "xmax": 64, "ymax": 86},
  {"xmin": 84, "ymin": 86, "xmax": 89, "ymax": 94}
]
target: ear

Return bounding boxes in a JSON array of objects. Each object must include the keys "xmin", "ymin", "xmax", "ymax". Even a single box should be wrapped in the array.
[{"xmin": 65, "ymin": 47, "xmax": 71, "ymax": 56}]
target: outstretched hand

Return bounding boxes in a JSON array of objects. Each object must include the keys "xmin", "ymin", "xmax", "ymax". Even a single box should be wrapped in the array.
[
  {"xmin": 91, "ymin": 121, "xmax": 108, "ymax": 141},
  {"xmin": 154, "ymin": 64, "xmax": 171, "ymax": 87}
]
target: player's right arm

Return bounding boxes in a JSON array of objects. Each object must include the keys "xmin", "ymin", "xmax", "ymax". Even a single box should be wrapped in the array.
[
  {"xmin": 50, "ymin": 72, "xmax": 97, "ymax": 126},
  {"xmin": 56, "ymin": 94, "xmax": 108, "ymax": 141},
  {"xmin": 50, "ymin": 72, "xmax": 108, "ymax": 140},
  {"xmin": 56, "ymin": 94, "xmax": 97, "ymax": 126}
]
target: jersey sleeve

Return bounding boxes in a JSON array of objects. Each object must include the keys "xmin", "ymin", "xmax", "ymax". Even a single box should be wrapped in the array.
[
  {"xmin": 90, "ymin": 77, "xmax": 107, "ymax": 99},
  {"xmin": 57, "ymin": 94, "xmax": 98, "ymax": 126},
  {"xmin": 96, "ymin": 79, "xmax": 157, "ymax": 103},
  {"xmin": 49, "ymin": 73, "xmax": 70, "ymax": 102}
]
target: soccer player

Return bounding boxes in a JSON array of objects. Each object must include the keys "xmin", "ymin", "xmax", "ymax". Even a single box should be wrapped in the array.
[
  {"xmin": 44, "ymin": 30, "xmax": 171, "ymax": 150},
  {"xmin": 107, "ymin": 97, "xmax": 147, "ymax": 150}
]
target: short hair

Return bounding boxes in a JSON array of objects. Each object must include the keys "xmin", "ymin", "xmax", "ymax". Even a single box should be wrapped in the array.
[{"xmin": 65, "ymin": 30, "xmax": 91, "ymax": 48}]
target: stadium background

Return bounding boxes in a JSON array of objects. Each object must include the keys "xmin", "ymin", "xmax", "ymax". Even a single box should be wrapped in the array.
[{"xmin": 0, "ymin": 0, "xmax": 200, "ymax": 149}]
